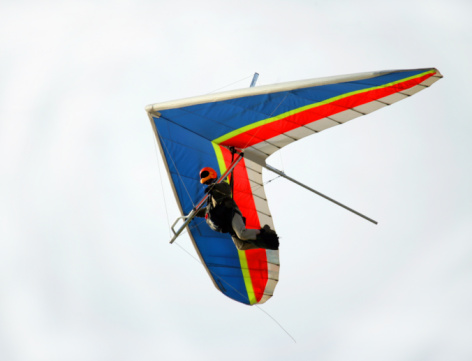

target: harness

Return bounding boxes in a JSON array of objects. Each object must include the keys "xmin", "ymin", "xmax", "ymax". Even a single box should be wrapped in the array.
[
  {"xmin": 205, "ymin": 197, "xmax": 234, "ymax": 234},
  {"xmin": 204, "ymin": 147, "xmax": 241, "ymax": 235}
]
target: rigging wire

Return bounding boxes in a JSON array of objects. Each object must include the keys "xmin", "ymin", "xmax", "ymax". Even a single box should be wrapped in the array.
[
  {"xmin": 207, "ymin": 75, "xmax": 254, "ymax": 94},
  {"xmin": 152, "ymin": 134, "xmax": 172, "ymax": 239},
  {"xmin": 159, "ymin": 126, "xmax": 196, "ymax": 208},
  {"xmin": 249, "ymin": 174, "xmax": 282, "ymax": 195},
  {"xmin": 152, "ymin": 126, "xmax": 206, "ymax": 236},
  {"xmin": 255, "ymin": 305, "xmax": 297, "ymax": 343},
  {"xmin": 172, "ymin": 235, "xmax": 296, "ymax": 343}
]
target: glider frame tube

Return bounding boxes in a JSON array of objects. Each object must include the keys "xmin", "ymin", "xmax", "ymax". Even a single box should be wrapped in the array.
[
  {"xmin": 169, "ymin": 151, "xmax": 245, "ymax": 243},
  {"xmin": 250, "ymin": 72, "xmax": 259, "ymax": 87},
  {"xmin": 264, "ymin": 163, "xmax": 378, "ymax": 225}
]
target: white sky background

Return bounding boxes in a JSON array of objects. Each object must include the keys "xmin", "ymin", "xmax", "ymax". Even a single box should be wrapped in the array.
[{"xmin": 1, "ymin": 0, "xmax": 471, "ymax": 360}]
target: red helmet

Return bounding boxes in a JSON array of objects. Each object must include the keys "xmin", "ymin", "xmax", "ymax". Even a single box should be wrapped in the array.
[{"xmin": 199, "ymin": 167, "xmax": 217, "ymax": 184}]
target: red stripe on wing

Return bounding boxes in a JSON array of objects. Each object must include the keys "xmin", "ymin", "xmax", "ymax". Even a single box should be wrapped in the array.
[
  {"xmin": 220, "ymin": 72, "xmax": 435, "ymax": 148},
  {"xmin": 220, "ymin": 146, "xmax": 267, "ymax": 303}
]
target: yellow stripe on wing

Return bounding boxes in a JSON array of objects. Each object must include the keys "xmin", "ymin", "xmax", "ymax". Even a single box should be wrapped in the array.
[
  {"xmin": 238, "ymin": 250, "xmax": 257, "ymax": 305},
  {"xmin": 212, "ymin": 69, "xmax": 436, "ymax": 146}
]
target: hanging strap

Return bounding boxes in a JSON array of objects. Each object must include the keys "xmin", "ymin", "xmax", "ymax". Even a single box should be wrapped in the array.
[{"xmin": 229, "ymin": 147, "xmax": 236, "ymax": 197}]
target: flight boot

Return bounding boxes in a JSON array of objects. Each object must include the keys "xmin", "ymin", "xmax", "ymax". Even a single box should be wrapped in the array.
[{"xmin": 254, "ymin": 225, "xmax": 279, "ymax": 250}]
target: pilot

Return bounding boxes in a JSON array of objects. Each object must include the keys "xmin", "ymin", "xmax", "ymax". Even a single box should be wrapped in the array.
[{"xmin": 196, "ymin": 167, "xmax": 278, "ymax": 250}]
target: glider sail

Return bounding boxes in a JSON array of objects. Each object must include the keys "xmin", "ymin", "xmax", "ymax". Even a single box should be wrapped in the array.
[{"xmin": 146, "ymin": 68, "xmax": 442, "ymax": 305}]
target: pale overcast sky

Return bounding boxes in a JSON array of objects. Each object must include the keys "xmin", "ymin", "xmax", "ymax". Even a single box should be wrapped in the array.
[{"xmin": 1, "ymin": 1, "xmax": 471, "ymax": 360}]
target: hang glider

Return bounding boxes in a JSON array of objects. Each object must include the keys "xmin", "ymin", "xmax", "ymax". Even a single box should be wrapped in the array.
[{"xmin": 146, "ymin": 68, "xmax": 442, "ymax": 305}]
